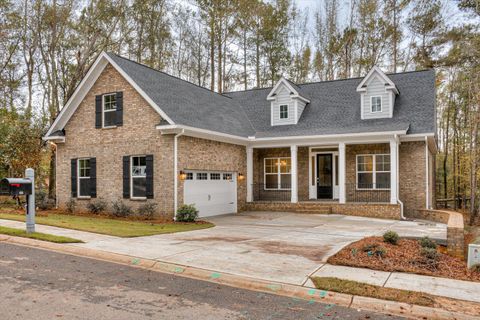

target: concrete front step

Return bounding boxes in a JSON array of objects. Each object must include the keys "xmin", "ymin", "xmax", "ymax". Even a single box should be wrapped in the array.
[{"xmin": 295, "ymin": 207, "xmax": 332, "ymax": 214}]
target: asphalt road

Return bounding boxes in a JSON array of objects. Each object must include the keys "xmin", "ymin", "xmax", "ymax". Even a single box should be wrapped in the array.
[{"xmin": 0, "ymin": 243, "xmax": 404, "ymax": 320}]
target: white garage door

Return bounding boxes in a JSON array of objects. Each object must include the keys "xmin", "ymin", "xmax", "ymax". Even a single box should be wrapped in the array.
[{"xmin": 184, "ymin": 171, "xmax": 237, "ymax": 218}]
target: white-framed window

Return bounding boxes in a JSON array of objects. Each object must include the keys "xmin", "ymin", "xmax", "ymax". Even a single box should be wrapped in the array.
[
  {"xmin": 223, "ymin": 173, "xmax": 232, "ymax": 180},
  {"xmin": 103, "ymin": 93, "xmax": 117, "ymax": 128},
  {"xmin": 185, "ymin": 172, "xmax": 193, "ymax": 180},
  {"xmin": 279, "ymin": 104, "xmax": 288, "ymax": 119},
  {"xmin": 131, "ymin": 156, "xmax": 146, "ymax": 198},
  {"xmin": 210, "ymin": 173, "xmax": 221, "ymax": 180},
  {"xmin": 371, "ymin": 96, "xmax": 382, "ymax": 113},
  {"xmin": 78, "ymin": 158, "xmax": 91, "ymax": 198},
  {"xmin": 356, "ymin": 154, "xmax": 390, "ymax": 190},
  {"xmin": 264, "ymin": 157, "xmax": 291, "ymax": 190},
  {"xmin": 197, "ymin": 172, "xmax": 208, "ymax": 180}
]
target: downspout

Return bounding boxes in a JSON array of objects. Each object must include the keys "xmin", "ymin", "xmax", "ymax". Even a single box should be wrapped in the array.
[
  {"xmin": 49, "ymin": 141, "xmax": 58, "ymax": 209},
  {"xmin": 425, "ymin": 136, "xmax": 430, "ymax": 210},
  {"xmin": 395, "ymin": 134, "xmax": 405, "ymax": 220},
  {"xmin": 173, "ymin": 129, "xmax": 185, "ymax": 221}
]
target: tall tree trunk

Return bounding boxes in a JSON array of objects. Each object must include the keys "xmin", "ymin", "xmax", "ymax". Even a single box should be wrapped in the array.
[{"xmin": 209, "ymin": 14, "xmax": 215, "ymax": 91}]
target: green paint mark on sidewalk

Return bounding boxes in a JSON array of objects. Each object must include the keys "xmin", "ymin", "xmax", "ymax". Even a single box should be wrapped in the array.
[
  {"xmin": 319, "ymin": 290, "xmax": 327, "ymax": 298},
  {"xmin": 210, "ymin": 272, "xmax": 221, "ymax": 279},
  {"xmin": 307, "ymin": 289, "xmax": 316, "ymax": 295},
  {"xmin": 266, "ymin": 284, "xmax": 282, "ymax": 292},
  {"xmin": 131, "ymin": 258, "xmax": 140, "ymax": 265},
  {"xmin": 173, "ymin": 267, "xmax": 184, "ymax": 273}
]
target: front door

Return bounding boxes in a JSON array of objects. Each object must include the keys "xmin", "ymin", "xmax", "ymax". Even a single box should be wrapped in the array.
[{"xmin": 317, "ymin": 154, "xmax": 333, "ymax": 199}]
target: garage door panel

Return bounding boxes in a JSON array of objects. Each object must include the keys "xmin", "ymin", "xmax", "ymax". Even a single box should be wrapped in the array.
[{"xmin": 184, "ymin": 172, "xmax": 237, "ymax": 218}]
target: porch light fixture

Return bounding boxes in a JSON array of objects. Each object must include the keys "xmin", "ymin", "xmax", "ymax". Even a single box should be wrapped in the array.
[
  {"xmin": 238, "ymin": 173, "xmax": 244, "ymax": 180},
  {"xmin": 179, "ymin": 171, "xmax": 187, "ymax": 180}
]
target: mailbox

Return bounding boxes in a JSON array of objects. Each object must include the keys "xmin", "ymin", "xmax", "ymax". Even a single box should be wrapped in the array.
[{"xmin": 0, "ymin": 178, "xmax": 32, "ymax": 196}]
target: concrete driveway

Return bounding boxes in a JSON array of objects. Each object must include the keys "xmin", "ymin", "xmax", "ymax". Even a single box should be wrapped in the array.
[{"xmin": 73, "ymin": 212, "xmax": 447, "ymax": 286}]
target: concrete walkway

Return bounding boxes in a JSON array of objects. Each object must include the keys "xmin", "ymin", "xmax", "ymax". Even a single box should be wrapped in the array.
[
  {"xmin": 2, "ymin": 213, "xmax": 477, "ymax": 305},
  {"xmin": 307, "ymin": 264, "xmax": 480, "ymax": 304}
]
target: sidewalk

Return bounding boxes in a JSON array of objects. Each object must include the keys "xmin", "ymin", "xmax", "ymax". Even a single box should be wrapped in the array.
[
  {"xmin": 306, "ymin": 264, "xmax": 480, "ymax": 304},
  {"xmin": 1, "ymin": 218, "xmax": 478, "ymax": 305}
]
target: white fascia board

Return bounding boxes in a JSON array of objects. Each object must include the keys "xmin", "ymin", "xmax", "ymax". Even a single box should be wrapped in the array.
[
  {"xmin": 399, "ymin": 132, "xmax": 435, "ymax": 141},
  {"xmin": 292, "ymin": 94, "xmax": 310, "ymax": 103},
  {"xmin": 44, "ymin": 54, "xmax": 108, "ymax": 138},
  {"xmin": 44, "ymin": 52, "xmax": 175, "ymax": 140},
  {"xmin": 356, "ymin": 66, "xmax": 398, "ymax": 94},
  {"xmin": 42, "ymin": 136, "xmax": 65, "ymax": 143},
  {"xmin": 156, "ymin": 124, "xmax": 249, "ymax": 146},
  {"xmin": 103, "ymin": 54, "xmax": 175, "ymax": 125}
]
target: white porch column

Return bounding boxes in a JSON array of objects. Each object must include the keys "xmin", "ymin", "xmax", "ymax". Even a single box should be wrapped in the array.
[
  {"xmin": 290, "ymin": 145, "xmax": 298, "ymax": 203},
  {"xmin": 246, "ymin": 146, "xmax": 253, "ymax": 202},
  {"xmin": 390, "ymin": 139, "xmax": 398, "ymax": 204},
  {"xmin": 338, "ymin": 142, "xmax": 346, "ymax": 204}
]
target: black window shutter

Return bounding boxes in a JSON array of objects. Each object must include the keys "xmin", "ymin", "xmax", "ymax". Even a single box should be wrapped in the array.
[
  {"xmin": 90, "ymin": 158, "xmax": 97, "ymax": 198},
  {"xmin": 116, "ymin": 92, "xmax": 123, "ymax": 126},
  {"xmin": 95, "ymin": 95, "xmax": 102, "ymax": 128},
  {"xmin": 71, "ymin": 159, "xmax": 77, "ymax": 198},
  {"xmin": 146, "ymin": 155, "xmax": 154, "ymax": 199},
  {"xmin": 123, "ymin": 156, "xmax": 130, "ymax": 199}
]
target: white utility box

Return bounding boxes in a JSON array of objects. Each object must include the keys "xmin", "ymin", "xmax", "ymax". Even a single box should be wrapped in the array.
[{"xmin": 468, "ymin": 243, "xmax": 480, "ymax": 269}]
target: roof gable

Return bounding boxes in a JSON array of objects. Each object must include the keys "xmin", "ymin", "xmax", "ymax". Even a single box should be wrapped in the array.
[
  {"xmin": 356, "ymin": 66, "xmax": 398, "ymax": 94},
  {"xmin": 267, "ymin": 77, "xmax": 310, "ymax": 103}
]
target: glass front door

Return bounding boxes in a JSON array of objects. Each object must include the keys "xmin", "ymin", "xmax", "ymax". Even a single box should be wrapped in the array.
[{"xmin": 317, "ymin": 154, "xmax": 333, "ymax": 199}]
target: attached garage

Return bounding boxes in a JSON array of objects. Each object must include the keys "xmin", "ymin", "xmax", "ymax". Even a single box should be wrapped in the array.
[{"xmin": 183, "ymin": 171, "xmax": 237, "ymax": 217}]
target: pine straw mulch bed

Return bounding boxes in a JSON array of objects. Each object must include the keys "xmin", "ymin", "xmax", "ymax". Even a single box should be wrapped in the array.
[{"xmin": 328, "ymin": 236, "xmax": 480, "ymax": 282}]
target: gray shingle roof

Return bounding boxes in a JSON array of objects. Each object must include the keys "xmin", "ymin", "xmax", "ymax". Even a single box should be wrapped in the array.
[
  {"xmin": 107, "ymin": 53, "xmax": 256, "ymax": 137},
  {"xmin": 107, "ymin": 53, "xmax": 435, "ymax": 139},
  {"xmin": 224, "ymin": 70, "xmax": 435, "ymax": 138}
]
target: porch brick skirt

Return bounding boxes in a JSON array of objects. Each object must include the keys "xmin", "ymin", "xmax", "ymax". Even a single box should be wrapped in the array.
[{"xmin": 244, "ymin": 202, "xmax": 402, "ymax": 220}]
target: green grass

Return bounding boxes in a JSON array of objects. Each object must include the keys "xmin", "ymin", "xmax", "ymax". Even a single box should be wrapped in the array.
[
  {"xmin": 0, "ymin": 212, "xmax": 214, "ymax": 237},
  {"xmin": 0, "ymin": 226, "xmax": 82, "ymax": 243},
  {"xmin": 311, "ymin": 277, "xmax": 435, "ymax": 307}
]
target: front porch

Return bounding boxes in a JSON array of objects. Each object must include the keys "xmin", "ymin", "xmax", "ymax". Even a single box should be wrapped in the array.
[{"xmin": 245, "ymin": 140, "xmax": 401, "ymax": 219}]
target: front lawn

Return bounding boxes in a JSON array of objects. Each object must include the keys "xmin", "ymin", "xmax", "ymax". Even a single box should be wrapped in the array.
[
  {"xmin": 0, "ymin": 212, "xmax": 214, "ymax": 237},
  {"xmin": 328, "ymin": 236, "xmax": 480, "ymax": 282},
  {"xmin": 0, "ymin": 226, "xmax": 82, "ymax": 243}
]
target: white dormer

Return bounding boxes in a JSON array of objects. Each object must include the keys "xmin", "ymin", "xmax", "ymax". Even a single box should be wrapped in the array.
[
  {"xmin": 267, "ymin": 77, "xmax": 310, "ymax": 126},
  {"xmin": 356, "ymin": 66, "xmax": 399, "ymax": 120}
]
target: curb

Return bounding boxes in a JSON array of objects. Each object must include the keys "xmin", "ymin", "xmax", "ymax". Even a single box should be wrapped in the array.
[{"xmin": 0, "ymin": 235, "xmax": 476, "ymax": 320}]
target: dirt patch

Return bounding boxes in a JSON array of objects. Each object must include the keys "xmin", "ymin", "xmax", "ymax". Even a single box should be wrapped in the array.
[
  {"xmin": 178, "ymin": 236, "xmax": 252, "ymax": 242},
  {"xmin": 328, "ymin": 236, "xmax": 480, "ymax": 282},
  {"xmin": 252, "ymin": 240, "xmax": 331, "ymax": 263}
]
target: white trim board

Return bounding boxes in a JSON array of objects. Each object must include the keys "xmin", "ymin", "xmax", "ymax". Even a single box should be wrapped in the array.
[{"xmin": 44, "ymin": 52, "xmax": 175, "ymax": 140}]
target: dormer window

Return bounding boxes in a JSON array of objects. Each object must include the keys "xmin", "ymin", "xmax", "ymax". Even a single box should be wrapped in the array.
[
  {"xmin": 103, "ymin": 93, "xmax": 117, "ymax": 128},
  {"xmin": 371, "ymin": 96, "xmax": 382, "ymax": 113},
  {"xmin": 280, "ymin": 105, "xmax": 289, "ymax": 119}
]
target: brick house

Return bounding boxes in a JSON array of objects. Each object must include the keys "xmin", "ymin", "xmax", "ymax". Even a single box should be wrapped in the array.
[{"xmin": 44, "ymin": 52, "xmax": 436, "ymax": 220}]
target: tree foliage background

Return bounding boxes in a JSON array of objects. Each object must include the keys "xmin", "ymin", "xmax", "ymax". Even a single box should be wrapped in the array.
[{"xmin": 0, "ymin": 0, "xmax": 478, "ymax": 223}]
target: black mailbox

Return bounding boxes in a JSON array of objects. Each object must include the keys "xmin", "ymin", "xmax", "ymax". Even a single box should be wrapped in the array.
[{"xmin": 0, "ymin": 178, "xmax": 32, "ymax": 196}]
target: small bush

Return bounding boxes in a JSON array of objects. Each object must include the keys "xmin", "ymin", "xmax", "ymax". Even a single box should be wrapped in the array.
[
  {"xmin": 35, "ymin": 191, "xmax": 55, "ymax": 210},
  {"xmin": 374, "ymin": 246, "xmax": 387, "ymax": 258},
  {"xmin": 471, "ymin": 264, "xmax": 480, "ymax": 272},
  {"xmin": 66, "ymin": 198, "xmax": 76, "ymax": 214},
  {"xmin": 137, "ymin": 202, "xmax": 158, "ymax": 220},
  {"xmin": 86, "ymin": 199, "xmax": 108, "ymax": 215},
  {"xmin": 419, "ymin": 237, "xmax": 437, "ymax": 249},
  {"xmin": 421, "ymin": 247, "xmax": 439, "ymax": 260},
  {"xmin": 383, "ymin": 231, "xmax": 399, "ymax": 245},
  {"xmin": 176, "ymin": 204, "xmax": 198, "ymax": 222},
  {"xmin": 111, "ymin": 200, "xmax": 132, "ymax": 218},
  {"xmin": 362, "ymin": 244, "xmax": 378, "ymax": 252}
]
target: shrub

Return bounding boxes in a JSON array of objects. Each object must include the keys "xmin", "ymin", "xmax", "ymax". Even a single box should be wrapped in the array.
[
  {"xmin": 374, "ymin": 246, "xmax": 387, "ymax": 258},
  {"xmin": 362, "ymin": 244, "xmax": 378, "ymax": 252},
  {"xmin": 419, "ymin": 237, "xmax": 437, "ymax": 249},
  {"xmin": 86, "ymin": 199, "xmax": 107, "ymax": 215},
  {"xmin": 66, "ymin": 198, "xmax": 76, "ymax": 214},
  {"xmin": 471, "ymin": 264, "xmax": 480, "ymax": 272},
  {"xmin": 137, "ymin": 202, "xmax": 157, "ymax": 220},
  {"xmin": 176, "ymin": 204, "xmax": 198, "ymax": 222},
  {"xmin": 383, "ymin": 231, "xmax": 399, "ymax": 245},
  {"xmin": 111, "ymin": 200, "xmax": 132, "ymax": 218},
  {"xmin": 421, "ymin": 247, "xmax": 439, "ymax": 260},
  {"xmin": 36, "ymin": 191, "xmax": 55, "ymax": 210}
]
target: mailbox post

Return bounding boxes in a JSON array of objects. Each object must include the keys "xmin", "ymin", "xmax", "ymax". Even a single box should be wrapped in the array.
[
  {"xmin": 25, "ymin": 168, "xmax": 35, "ymax": 233},
  {"xmin": 0, "ymin": 168, "xmax": 35, "ymax": 233}
]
